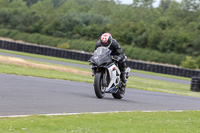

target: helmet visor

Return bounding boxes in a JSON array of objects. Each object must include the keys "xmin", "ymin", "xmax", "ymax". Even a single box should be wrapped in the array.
[{"xmin": 101, "ymin": 42, "xmax": 108, "ymax": 47}]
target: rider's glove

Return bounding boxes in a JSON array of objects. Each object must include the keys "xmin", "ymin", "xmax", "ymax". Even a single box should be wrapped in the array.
[{"xmin": 112, "ymin": 55, "xmax": 121, "ymax": 62}]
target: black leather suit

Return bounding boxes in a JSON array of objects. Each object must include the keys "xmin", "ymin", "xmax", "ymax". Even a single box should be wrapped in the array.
[{"xmin": 95, "ymin": 39, "xmax": 127, "ymax": 83}]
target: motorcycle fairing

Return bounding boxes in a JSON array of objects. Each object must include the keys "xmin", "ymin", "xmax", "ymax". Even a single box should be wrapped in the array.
[
  {"xmin": 105, "ymin": 84, "xmax": 119, "ymax": 93},
  {"xmin": 105, "ymin": 64, "xmax": 121, "ymax": 92}
]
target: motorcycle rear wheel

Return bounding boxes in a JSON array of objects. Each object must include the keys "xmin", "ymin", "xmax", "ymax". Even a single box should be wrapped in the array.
[
  {"xmin": 94, "ymin": 72, "xmax": 105, "ymax": 98},
  {"xmin": 112, "ymin": 86, "xmax": 125, "ymax": 99}
]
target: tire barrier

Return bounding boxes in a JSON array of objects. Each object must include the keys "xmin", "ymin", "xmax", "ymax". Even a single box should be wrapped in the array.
[
  {"xmin": 0, "ymin": 39, "xmax": 200, "ymax": 79},
  {"xmin": 126, "ymin": 60, "xmax": 200, "ymax": 78},
  {"xmin": 191, "ymin": 76, "xmax": 200, "ymax": 92},
  {"xmin": 0, "ymin": 40, "xmax": 92, "ymax": 62}
]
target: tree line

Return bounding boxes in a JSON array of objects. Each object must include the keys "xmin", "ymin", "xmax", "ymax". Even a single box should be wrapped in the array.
[{"xmin": 0, "ymin": 0, "xmax": 200, "ymax": 69}]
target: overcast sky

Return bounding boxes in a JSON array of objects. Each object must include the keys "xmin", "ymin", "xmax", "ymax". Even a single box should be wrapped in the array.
[{"xmin": 117, "ymin": 0, "xmax": 182, "ymax": 7}]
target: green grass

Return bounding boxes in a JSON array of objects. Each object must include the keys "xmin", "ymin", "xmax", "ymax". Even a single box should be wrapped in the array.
[
  {"xmin": 0, "ymin": 49, "xmax": 190, "ymax": 81},
  {"xmin": 24, "ymin": 58, "xmax": 91, "ymax": 72},
  {"xmin": 133, "ymin": 69, "xmax": 191, "ymax": 81},
  {"xmin": 0, "ymin": 48, "xmax": 198, "ymax": 97},
  {"xmin": 0, "ymin": 63, "xmax": 93, "ymax": 83},
  {"xmin": 0, "ymin": 50, "xmax": 199, "ymax": 133},
  {"xmin": 0, "ymin": 111, "xmax": 200, "ymax": 133},
  {"xmin": 0, "ymin": 49, "xmax": 89, "ymax": 65},
  {"xmin": 127, "ymin": 76, "xmax": 196, "ymax": 97},
  {"xmin": 0, "ymin": 62, "xmax": 197, "ymax": 97}
]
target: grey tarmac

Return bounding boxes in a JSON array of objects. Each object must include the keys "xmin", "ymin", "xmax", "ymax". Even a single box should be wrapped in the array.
[{"xmin": 0, "ymin": 73, "xmax": 199, "ymax": 116}]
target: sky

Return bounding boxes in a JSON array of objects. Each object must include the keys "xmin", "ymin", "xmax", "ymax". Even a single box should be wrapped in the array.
[{"xmin": 116, "ymin": 0, "xmax": 182, "ymax": 7}]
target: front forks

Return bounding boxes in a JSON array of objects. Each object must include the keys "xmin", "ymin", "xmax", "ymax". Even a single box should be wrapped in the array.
[
  {"xmin": 102, "ymin": 69, "xmax": 108, "ymax": 87},
  {"xmin": 92, "ymin": 68, "xmax": 107, "ymax": 87},
  {"xmin": 102, "ymin": 73, "xmax": 107, "ymax": 87}
]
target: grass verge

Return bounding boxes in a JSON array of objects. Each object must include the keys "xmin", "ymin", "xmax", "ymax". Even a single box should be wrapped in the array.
[
  {"xmin": 0, "ymin": 50, "xmax": 199, "ymax": 133},
  {"xmin": 0, "ymin": 49, "xmax": 89, "ymax": 65},
  {"xmin": 0, "ymin": 63, "xmax": 93, "ymax": 83},
  {"xmin": 0, "ymin": 58, "xmax": 198, "ymax": 97},
  {"xmin": 0, "ymin": 49, "xmax": 198, "ymax": 97},
  {"xmin": 0, "ymin": 111, "xmax": 200, "ymax": 133},
  {"xmin": 0, "ymin": 49, "xmax": 191, "ymax": 81}
]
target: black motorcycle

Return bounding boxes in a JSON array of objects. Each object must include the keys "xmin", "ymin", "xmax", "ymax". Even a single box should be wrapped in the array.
[{"xmin": 89, "ymin": 47, "xmax": 130, "ymax": 99}]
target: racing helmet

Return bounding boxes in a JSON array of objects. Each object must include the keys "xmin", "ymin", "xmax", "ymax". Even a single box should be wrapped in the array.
[{"xmin": 100, "ymin": 33, "xmax": 112, "ymax": 47}]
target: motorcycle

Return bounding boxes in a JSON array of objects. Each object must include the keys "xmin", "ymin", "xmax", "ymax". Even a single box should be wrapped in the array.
[{"xmin": 89, "ymin": 47, "xmax": 131, "ymax": 99}]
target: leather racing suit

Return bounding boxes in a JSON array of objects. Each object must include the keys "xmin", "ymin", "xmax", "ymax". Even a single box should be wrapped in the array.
[{"xmin": 95, "ymin": 38, "xmax": 127, "ymax": 84}]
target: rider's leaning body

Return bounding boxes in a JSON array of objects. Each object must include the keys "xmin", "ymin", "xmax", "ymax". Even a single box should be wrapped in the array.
[{"xmin": 94, "ymin": 33, "xmax": 127, "ymax": 86}]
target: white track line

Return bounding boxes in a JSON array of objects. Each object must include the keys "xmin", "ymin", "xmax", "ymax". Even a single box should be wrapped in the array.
[{"xmin": 1, "ymin": 110, "xmax": 200, "ymax": 118}]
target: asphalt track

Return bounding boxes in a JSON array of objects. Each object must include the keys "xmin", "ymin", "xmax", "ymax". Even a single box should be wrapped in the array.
[
  {"xmin": 0, "ymin": 73, "xmax": 200, "ymax": 116},
  {"xmin": 0, "ymin": 52, "xmax": 190, "ymax": 84}
]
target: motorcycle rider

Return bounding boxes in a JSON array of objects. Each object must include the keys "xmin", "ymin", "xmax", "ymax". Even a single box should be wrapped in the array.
[{"xmin": 95, "ymin": 33, "xmax": 127, "ymax": 86}]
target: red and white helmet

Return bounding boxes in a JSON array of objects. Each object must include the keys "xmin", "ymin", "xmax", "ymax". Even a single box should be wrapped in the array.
[{"xmin": 100, "ymin": 33, "xmax": 112, "ymax": 47}]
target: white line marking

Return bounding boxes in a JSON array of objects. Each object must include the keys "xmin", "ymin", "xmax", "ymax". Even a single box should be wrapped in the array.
[{"xmin": 1, "ymin": 110, "xmax": 200, "ymax": 118}]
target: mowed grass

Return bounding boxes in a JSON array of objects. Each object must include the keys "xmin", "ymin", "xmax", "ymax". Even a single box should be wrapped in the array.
[
  {"xmin": 0, "ymin": 62, "xmax": 197, "ymax": 97},
  {"xmin": 0, "ymin": 63, "xmax": 93, "ymax": 83},
  {"xmin": 127, "ymin": 76, "xmax": 197, "ymax": 97},
  {"xmin": 0, "ymin": 111, "xmax": 200, "ymax": 133},
  {"xmin": 3, "ymin": 53, "xmax": 189, "ymax": 97},
  {"xmin": 0, "ymin": 49, "xmax": 89, "ymax": 65},
  {"xmin": 0, "ymin": 49, "xmax": 199, "ymax": 133},
  {"xmin": 0, "ymin": 48, "xmax": 198, "ymax": 97},
  {"xmin": 0, "ymin": 49, "xmax": 191, "ymax": 81}
]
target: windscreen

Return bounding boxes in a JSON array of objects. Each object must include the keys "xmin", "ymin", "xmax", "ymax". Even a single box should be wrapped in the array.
[{"xmin": 94, "ymin": 47, "xmax": 110, "ymax": 56}]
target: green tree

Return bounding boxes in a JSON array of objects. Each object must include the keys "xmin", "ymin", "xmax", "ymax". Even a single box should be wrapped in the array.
[
  {"xmin": 192, "ymin": 35, "xmax": 200, "ymax": 56},
  {"xmin": 1, "ymin": 0, "xmax": 200, "ymax": 67},
  {"xmin": 132, "ymin": 0, "xmax": 155, "ymax": 8},
  {"xmin": 91, "ymin": 0, "xmax": 116, "ymax": 16},
  {"xmin": 51, "ymin": 0, "xmax": 65, "ymax": 8},
  {"xmin": 56, "ymin": 0, "xmax": 78, "ymax": 14},
  {"xmin": 0, "ymin": 0, "xmax": 10, "ymax": 8},
  {"xmin": 159, "ymin": 0, "xmax": 171, "ymax": 10},
  {"xmin": 9, "ymin": 0, "xmax": 27, "ymax": 10},
  {"xmin": 106, "ymin": 22, "xmax": 136, "ymax": 45},
  {"xmin": 147, "ymin": 26, "xmax": 162, "ymax": 50},
  {"xmin": 23, "ymin": 0, "xmax": 39, "ymax": 7},
  {"xmin": 30, "ymin": 0, "xmax": 55, "ymax": 14},
  {"xmin": 181, "ymin": 0, "xmax": 200, "ymax": 11},
  {"xmin": 181, "ymin": 56, "xmax": 199, "ymax": 69}
]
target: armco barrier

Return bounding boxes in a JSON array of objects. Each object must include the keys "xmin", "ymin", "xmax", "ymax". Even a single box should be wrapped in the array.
[{"xmin": 0, "ymin": 40, "xmax": 200, "ymax": 78}]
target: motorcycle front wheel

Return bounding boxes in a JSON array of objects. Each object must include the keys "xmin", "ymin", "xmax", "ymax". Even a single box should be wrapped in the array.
[{"xmin": 94, "ymin": 72, "xmax": 105, "ymax": 99}]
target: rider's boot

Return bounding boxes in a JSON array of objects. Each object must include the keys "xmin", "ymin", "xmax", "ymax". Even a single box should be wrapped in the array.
[{"xmin": 120, "ymin": 72, "xmax": 127, "ymax": 87}]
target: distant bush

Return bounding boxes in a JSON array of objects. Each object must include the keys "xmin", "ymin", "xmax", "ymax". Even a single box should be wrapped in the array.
[
  {"xmin": 0, "ymin": 29, "xmax": 95, "ymax": 52},
  {"xmin": 181, "ymin": 56, "xmax": 199, "ymax": 69},
  {"xmin": 0, "ymin": 29, "xmax": 66, "ymax": 46},
  {"xmin": 122, "ymin": 45, "xmax": 186, "ymax": 66},
  {"xmin": 57, "ymin": 43, "xmax": 70, "ymax": 49},
  {"xmin": 68, "ymin": 39, "xmax": 95, "ymax": 52},
  {"xmin": 1, "ymin": 29, "xmax": 199, "ymax": 68},
  {"xmin": 197, "ymin": 56, "xmax": 200, "ymax": 68}
]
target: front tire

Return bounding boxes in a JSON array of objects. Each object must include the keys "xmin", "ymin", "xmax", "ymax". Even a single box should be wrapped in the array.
[{"xmin": 94, "ymin": 72, "xmax": 105, "ymax": 99}]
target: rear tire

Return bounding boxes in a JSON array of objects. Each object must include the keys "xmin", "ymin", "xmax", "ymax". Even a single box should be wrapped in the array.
[
  {"xmin": 94, "ymin": 72, "xmax": 105, "ymax": 99},
  {"xmin": 112, "ymin": 86, "xmax": 125, "ymax": 99}
]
